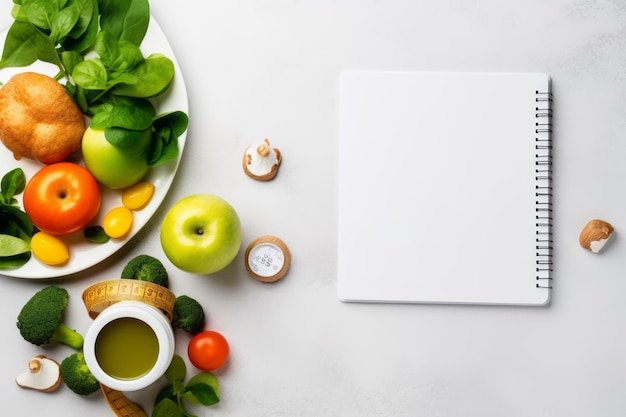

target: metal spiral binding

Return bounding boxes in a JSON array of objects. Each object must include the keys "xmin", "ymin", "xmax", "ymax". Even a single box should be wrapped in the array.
[{"xmin": 535, "ymin": 90, "xmax": 553, "ymax": 289}]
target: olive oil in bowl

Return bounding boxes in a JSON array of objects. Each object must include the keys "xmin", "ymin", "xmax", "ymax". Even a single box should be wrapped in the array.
[{"xmin": 95, "ymin": 317, "xmax": 159, "ymax": 379}]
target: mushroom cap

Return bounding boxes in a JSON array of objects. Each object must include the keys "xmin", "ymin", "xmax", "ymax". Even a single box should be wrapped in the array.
[
  {"xmin": 242, "ymin": 138, "xmax": 282, "ymax": 181},
  {"xmin": 16, "ymin": 355, "xmax": 62, "ymax": 392}
]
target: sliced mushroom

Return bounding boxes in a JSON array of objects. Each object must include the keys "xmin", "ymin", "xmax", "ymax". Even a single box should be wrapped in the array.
[
  {"xmin": 242, "ymin": 138, "xmax": 282, "ymax": 181},
  {"xmin": 16, "ymin": 355, "xmax": 62, "ymax": 392}
]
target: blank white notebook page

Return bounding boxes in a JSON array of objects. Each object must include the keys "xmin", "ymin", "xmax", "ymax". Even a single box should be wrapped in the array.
[{"xmin": 337, "ymin": 71, "xmax": 552, "ymax": 306}]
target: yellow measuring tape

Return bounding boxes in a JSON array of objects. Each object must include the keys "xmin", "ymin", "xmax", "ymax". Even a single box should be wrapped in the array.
[
  {"xmin": 101, "ymin": 385, "xmax": 148, "ymax": 417},
  {"xmin": 82, "ymin": 279, "xmax": 176, "ymax": 321},
  {"xmin": 82, "ymin": 279, "xmax": 176, "ymax": 417}
]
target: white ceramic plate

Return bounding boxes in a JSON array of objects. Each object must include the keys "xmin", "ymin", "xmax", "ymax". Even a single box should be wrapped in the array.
[{"xmin": 0, "ymin": 17, "xmax": 188, "ymax": 279}]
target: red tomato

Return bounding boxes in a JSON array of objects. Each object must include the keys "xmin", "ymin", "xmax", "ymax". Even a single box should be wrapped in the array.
[
  {"xmin": 23, "ymin": 162, "xmax": 101, "ymax": 235},
  {"xmin": 188, "ymin": 330, "xmax": 230, "ymax": 371}
]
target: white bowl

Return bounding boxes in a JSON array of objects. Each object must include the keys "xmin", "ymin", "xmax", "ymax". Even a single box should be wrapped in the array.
[{"xmin": 83, "ymin": 301, "xmax": 175, "ymax": 391}]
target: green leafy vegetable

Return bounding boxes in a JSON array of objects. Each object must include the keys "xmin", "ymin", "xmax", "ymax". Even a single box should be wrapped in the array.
[
  {"xmin": 153, "ymin": 355, "xmax": 219, "ymax": 417},
  {"xmin": 0, "ymin": 168, "xmax": 33, "ymax": 269},
  {"xmin": 84, "ymin": 225, "xmax": 110, "ymax": 243},
  {"xmin": 0, "ymin": 0, "xmax": 188, "ymax": 168}
]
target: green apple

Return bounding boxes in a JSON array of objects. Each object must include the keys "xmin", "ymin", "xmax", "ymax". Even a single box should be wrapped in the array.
[
  {"xmin": 160, "ymin": 194, "xmax": 242, "ymax": 274},
  {"xmin": 81, "ymin": 127, "xmax": 151, "ymax": 189}
]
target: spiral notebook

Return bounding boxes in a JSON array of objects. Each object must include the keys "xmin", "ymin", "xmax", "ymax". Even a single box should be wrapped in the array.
[{"xmin": 337, "ymin": 70, "xmax": 553, "ymax": 306}]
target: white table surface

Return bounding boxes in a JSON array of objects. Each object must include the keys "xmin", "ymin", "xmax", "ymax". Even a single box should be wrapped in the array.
[{"xmin": 1, "ymin": 0, "xmax": 626, "ymax": 416}]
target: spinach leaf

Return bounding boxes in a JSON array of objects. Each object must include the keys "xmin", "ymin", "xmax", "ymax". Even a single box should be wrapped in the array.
[
  {"xmin": 1, "ymin": 0, "xmax": 188, "ymax": 200},
  {"xmin": 0, "ymin": 21, "xmax": 39, "ymax": 68},
  {"xmin": 104, "ymin": 127, "xmax": 148, "ymax": 148},
  {"xmin": 0, "ymin": 206, "xmax": 33, "ymax": 241},
  {"xmin": 65, "ymin": 0, "xmax": 95, "ymax": 40},
  {"xmin": 21, "ymin": 0, "xmax": 57, "ymax": 30},
  {"xmin": 149, "ymin": 111, "xmax": 188, "ymax": 166},
  {"xmin": 33, "ymin": 25, "xmax": 64, "ymax": 68},
  {"xmin": 49, "ymin": 2, "xmax": 80, "ymax": 43},
  {"xmin": 99, "ymin": 0, "xmax": 150, "ymax": 46},
  {"xmin": 72, "ymin": 58, "xmax": 108, "ymax": 89},
  {"xmin": 0, "ymin": 168, "xmax": 26, "ymax": 205},
  {"xmin": 112, "ymin": 40, "xmax": 144, "ymax": 71},
  {"xmin": 112, "ymin": 53, "xmax": 174, "ymax": 98},
  {"xmin": 61, "ymin": 50, "xmax": 84, "ymax": 75},
  {"xmin": 0, "ymin": 168, "xmax": 33, "ymax": 269},
  {"xmin": 0, "ymin": 235, "xmax": 31, "ymax": 257},
  {"xmin": 62, "ymin": 0, "xmax": 99, "ymax": 52},
  {"xmin": 0, "ymin": 252, "xmax": 31, "ymax": 269},
  {"xmin": 90, "ymin": 96, "xmax": 155, "ymax": 130}
]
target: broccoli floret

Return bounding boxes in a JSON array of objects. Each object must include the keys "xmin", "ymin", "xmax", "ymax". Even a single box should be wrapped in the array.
[
  {"xmin": 16, "ymin": 285, "xmax": 84, "ymax": 349},
  {"xmin": 172, "ymin": 295, "xmax": 205, "ymax": 334},
  {"xmin": 121, "ymin": 254, "xmax": 169, "ymax": 288},
  {"xmin": 60, "ymin": 352, "xmax": 100, "ymax": 396}
]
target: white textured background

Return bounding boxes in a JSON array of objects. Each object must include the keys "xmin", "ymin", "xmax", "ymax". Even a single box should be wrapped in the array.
[{"xmin": 1, "ymin": 0, "xmax": 626, "ymax": 416}]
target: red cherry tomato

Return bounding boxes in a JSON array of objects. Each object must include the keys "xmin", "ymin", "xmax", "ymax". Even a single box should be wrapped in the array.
[
  {"xmin": 187, "ymin": 330, "xmax": 230, "ymax": 371},
  {"xmin": 23, "ymin": 162, "xmax": 101, "ymax": 235}
]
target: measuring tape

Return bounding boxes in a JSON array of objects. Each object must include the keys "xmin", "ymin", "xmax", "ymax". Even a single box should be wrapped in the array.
[
  {"xmin": 82, "ymin": 279, "xmax": 176, "ymax": 322},
  {"xmin": 101, "ymin": 385, "xmax": 147, "ymax": 417}
]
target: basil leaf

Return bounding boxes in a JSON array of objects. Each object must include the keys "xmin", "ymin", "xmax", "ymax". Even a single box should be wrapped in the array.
[
  {"xmin": 83, "ymin": 226, "xmax": 110, "ymax": 243},
  {"xmin": 182, "ymin": 383, "xmax": 220, "ymax": 407},
  {"xmin": 154, "ymin": 384, "xmax": 176, "ymax": 406},
  {"xmin": 0, "ymin": 252, "xmax": 31, "ymax": 270},
  {"xmin": 0, "ymin": 234, "xmax": 31, "ymax": 257},
  {"xmin": 186, "ymin": 372, "xmax": 219, "ymax": 396},
  {"xmin": 164, "ymin": 354, "xmax": 186, "ymax": 384},
  {"xmin": 152, "ymin": 398, "xmax": 184, "ymax": 417}
]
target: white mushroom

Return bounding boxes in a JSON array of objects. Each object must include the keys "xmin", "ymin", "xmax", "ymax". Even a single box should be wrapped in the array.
[
  {"xmin": 16, "ymin": 355, "xmax": 62, "ymax": 392},
  {"xmin": 242, "ymin": 138, "xmax": 282, "ymax": 181}
]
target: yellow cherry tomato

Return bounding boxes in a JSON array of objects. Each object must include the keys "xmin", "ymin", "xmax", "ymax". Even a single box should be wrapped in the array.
[
  {"xmin": 103, "ymin": 206, "xmax": 133, "ymax": 238},
  {"xmin": 31, "ymin": 232, "xmax": 69, "ymax": 265},
  {"xmin": 122, "ymin": 181, "xmax": 155, "ymax": 210}
]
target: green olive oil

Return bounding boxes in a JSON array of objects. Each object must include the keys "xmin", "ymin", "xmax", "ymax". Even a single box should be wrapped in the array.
[{"xmin": 95, "ymin": 317, "xmax": 159, "ymax": 380}]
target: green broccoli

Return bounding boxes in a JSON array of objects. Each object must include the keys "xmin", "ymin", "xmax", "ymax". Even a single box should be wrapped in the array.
[
  {"xmin": 60, "ymin": 352, "xmax": 100, "ymax": 396},
  {"xmin": 172, "ymin": 295, "xmax": 205, "ymax": 334},
  {"xmin": 121, "ymin": 254, "xmax": 169, "ymax": 288},
  {"xmin": 16, "ymin": 285, "xmax": 84, "ymax": 349}
]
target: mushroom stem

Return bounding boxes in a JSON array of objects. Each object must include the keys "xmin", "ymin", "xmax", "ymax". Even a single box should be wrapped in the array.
[{"xmin": 256, "ymin": 144, "xmax": 270, "ymax": 157}]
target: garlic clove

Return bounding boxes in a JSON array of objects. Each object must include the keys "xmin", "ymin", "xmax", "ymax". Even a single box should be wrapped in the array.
[
  {"xmin": 16, "ymin": 355, "xmax": 62, "ymax": 392},
  {"xmin": 242, "ymin": 138, "xmax": 282, "ymax": 181},
  {"xmin": 579, "ymin": 219, "xmax": 615, "ymax": 253}
]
